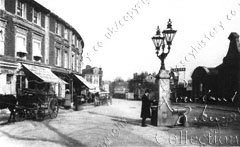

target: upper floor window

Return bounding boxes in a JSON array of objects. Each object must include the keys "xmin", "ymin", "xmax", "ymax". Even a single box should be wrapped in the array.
[
  {"xmin": 55, "ymin": 47, "xmax": 61, "ymax": 66},
  {"xmin": 76, "ymin": 54, "xmax": 79, "ymax": 72},
  {"xmin": 32, "ymin": 39, "xmax": 42, "ymax": 62},
  {"xmin": 76, "ymin": 40, "xmax": 80, "ymax": 48},
  {"xmin": 79, "ymin": 47, "xmax": 83, "ymax": 55},
  {"xmin": 64, "ymin": 28, "xmax": 68, "ymax": 40},
  {"xmin": 16, "ymin": 0, "xmax": 26, "ymax": 18},
  {"xmin": 72, "ymin": 52, "xmax": 75, "ymax": 70},
  {"xmin": 15, "ymin": 33, "xmax": 27, "ymax": 59},
  {"xmin": 94, "ymin": 77, "xmax": 99, "ymax": 84},
  {"xmin": 0, "ymin": 0, "xmax": 5, "ymax": 10},
  {"xmin": 72, "ymin": 34, "xmax": 75, "ymax": 45},
  {"xmin": 86, "ymin": 75, "xmax": 92, "ymax": 83},
  {"xmin": 0, "ymin": 26, "xmax": 5, "ymax": 55},
  {"xmin": 55, "ymin": 22, "xmax": 61, "ymax": 36},
  {"xmin": 64, "ymin": 50, "xmax": 68, "ymax": 68},
  {"xmin": 33, "ymin": 8, "xmax": 41, "ymax": 26}
]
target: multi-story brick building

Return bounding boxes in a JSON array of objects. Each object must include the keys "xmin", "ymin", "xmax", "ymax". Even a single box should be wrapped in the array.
[{"xmin": 0, "ymin": 0, "xmax": 87, "ymax": 102}]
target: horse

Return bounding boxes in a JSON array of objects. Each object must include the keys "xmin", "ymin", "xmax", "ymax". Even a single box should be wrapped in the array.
[{"xmin": 0, "ymin": 94, "xmax": 17, "ymax": 123}]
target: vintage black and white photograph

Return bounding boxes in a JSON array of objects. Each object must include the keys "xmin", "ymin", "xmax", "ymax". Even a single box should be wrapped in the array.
[{"xmin": 0, "ymin": 0, "xmax": 240, "ymax": 146}]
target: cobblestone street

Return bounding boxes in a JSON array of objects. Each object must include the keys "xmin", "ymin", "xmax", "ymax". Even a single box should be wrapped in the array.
[{"xmin": 0, "ymin": 99, "xmax": 240, "ymax": 147}]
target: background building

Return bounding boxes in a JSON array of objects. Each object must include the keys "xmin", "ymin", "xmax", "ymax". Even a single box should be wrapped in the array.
[
  {"xmin": 191, "ymin": 32, "xmax": 240, "ymax": 106},
  {"xmin": 102, "ymin": 80, "xmax": 110, "ymax": 93},
  {"xmin": 112, "ymin": 80, "xmax": 129, "ymax": 99},
  {"xmin": 82, "ymin": 65, "xmax": 103, "ymax": 93}
]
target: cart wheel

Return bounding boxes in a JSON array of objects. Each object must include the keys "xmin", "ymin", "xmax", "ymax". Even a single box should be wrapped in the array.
[
  {"xmin": 36, "ymin": 107, "xmax": 45, "ymax": 121},
  {"xmin": 26, "ymin": 109, "xmax": 33, "ymax": 119},
  {"xmin": 15, "ymin": 108, "xmax": 25, "ymax": 122},
  {"xmin": 48, "ymin": 98, "xmax": 59, "ymax": 119}
]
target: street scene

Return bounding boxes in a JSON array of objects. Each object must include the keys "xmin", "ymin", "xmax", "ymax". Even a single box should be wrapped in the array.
[
  {"xmin": 1, "ymin": 99, "xmax": 240, "ymax": 147},
  {"xmin": 0, "ymin": 0, "xmax": 240, "ymax": 146}
]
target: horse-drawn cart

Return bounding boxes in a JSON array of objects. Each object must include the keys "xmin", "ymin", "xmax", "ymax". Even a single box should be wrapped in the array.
[
  {"xmin": 0, "ymin": 64, "xmax": 65, "ymax": 123},
  {"xmin": 15, "ymin": 88, "xmax": 59, "ymax": 121}
]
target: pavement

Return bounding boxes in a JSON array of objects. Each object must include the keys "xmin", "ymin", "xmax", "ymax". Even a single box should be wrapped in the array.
[
  {"xmin": 0, "ymin": 99, "xmax": 164, "ymax": 147},
  {"xmin": 0, "ymin": 99, "xmax": 239, "ymax": 147}
]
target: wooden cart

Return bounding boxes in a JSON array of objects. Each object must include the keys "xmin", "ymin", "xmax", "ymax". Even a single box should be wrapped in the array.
[{"xmin": 15, "ymin": 88, "xmax": 59, "ymax": 121}]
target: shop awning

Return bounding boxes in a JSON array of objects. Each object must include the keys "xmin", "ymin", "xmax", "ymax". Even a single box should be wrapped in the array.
[
  {"xmin": 73, "ymin": 74, "xmax": 93, "ymax": 89},
  {"xmin": 22, "ymin": 64, "xmax": 67, "ymax": 84}
]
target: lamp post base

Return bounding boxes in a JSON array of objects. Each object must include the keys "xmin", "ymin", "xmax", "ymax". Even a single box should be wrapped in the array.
[{"xmin": 153, "ymin": 70, "xmax": 177, "ymax": 126}]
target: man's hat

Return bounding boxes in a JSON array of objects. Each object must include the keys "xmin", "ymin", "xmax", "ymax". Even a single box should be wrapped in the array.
[{"xmin": 145, "ymin": 89, "xmax": 151, "ymax": 93}]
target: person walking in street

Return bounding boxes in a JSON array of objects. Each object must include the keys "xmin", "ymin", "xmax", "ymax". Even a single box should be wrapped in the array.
[
  {"xmin": 140, "ymin": 89, "xmax": 151, "ymax": 127},
  {"xmin": 109, "ymin": 94, "xmax": 112, "ymax": 105}
]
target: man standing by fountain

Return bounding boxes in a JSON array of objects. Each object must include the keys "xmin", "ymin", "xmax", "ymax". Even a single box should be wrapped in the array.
[{"xmin": 140, "ymin": 89, "xmax": 151, "ymax": 127}]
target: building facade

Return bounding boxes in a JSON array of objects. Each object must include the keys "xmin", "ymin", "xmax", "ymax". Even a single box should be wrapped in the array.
[
  {"xmin": 102, "ymin": 80, "xmax": 110, "ymax": 92},
  {"xmin": 191, "ymin": 32, "xmax": 240, "ymax": 105},
  {"xmin": 112, "ymin": 81, "xmax": 129, "ymax": 99},
  {"xmin": 82, "ymin": 65, "xmax": 103, "ymax": 93},
  {"xmin": 0, "ymin": 0, "xmax": 86, "ymax": 102}
]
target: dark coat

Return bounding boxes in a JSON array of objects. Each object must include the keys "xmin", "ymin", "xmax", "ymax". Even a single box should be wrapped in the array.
[{"xmin": 140, "ymin": 94, "xmax": 151, "ymax": 118}]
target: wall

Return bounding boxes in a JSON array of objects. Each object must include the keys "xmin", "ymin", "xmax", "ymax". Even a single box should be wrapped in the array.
[
  {"xmin": 0, "ymin": 74, "xmax": 16, "ymax": 95},
  {"xmin": 4, "ymin": 14, "xmax": 15, "ymax": 57},
  {"xmin": 5, "ymin": 0, "xmax": 15, "ymax": 14}
]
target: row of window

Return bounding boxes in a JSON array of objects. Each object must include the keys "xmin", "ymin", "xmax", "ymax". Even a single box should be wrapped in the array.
[
  {"xmin": 14, "ymin": 31, "xmax": 80, "ymax": 70},
  {"xmin": 15, "ymin": 0, "xmax": 42, "ymax": 26},
  {"xmin": 0, "ymin": 25, "xmax": 80, "ymax": 72},
  {"xmin": 14, "ymin": 30, "xmax": 80, "ymax": 70},
  {"xmin": 55, "ymin": 22, "xmax": 81, "ymax": 48},
  {"xmin": 85, "ymin": 75, "xmax": 99, "ymax": 84},
  {"xmin": 15, "ymin": 31, "xmax": 42, "ymax": 62},
  {"xmin": 16, "ymin": 0, "xmax": 81, "ymax": 47},
  {"xmin": 55, "ymin": 47, "xmax": 80, "ymax": 71},
  {"xmin": 0, "ymin": 0, "xmax": 82, "ymax": 71},
  {"xmin": 0, "ymin": 23, "xmax": 41, "ymax": 61},
  {"xmin": 0, "ymin": 0, "xmax": 82, "ymax": 48}
]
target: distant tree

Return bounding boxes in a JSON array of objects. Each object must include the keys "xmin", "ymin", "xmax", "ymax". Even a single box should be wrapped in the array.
[
  {"xmin": 114, "ymin": 77, "xmax": 124, "ymax": 82},
  {"xmin": 109, "ymin": 77, "xmax": 126, "ymax": 95},
  {"xmin": 127, "ymin": 79, "xmax": 135, "ymax": 92},
  {"xmin": 127, "ymin": 72, "xmax": 158, "ymax": 96},
  {"xmin": 109, "ymin": 81, "xmax": 114, "ymax": 95}
]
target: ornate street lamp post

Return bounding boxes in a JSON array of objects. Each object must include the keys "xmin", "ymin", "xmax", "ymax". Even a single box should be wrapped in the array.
[
  {"xmin": 151, "ymin": 19, "xmax": 177, "ymax": 126},
  {"xmin": 152, "ymin": 19, "xmax": 177, "ymax": 71}
]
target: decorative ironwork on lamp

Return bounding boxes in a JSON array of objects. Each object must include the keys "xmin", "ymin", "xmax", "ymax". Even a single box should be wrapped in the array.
[{"xmin": 152, "ymin": 19, "xmax": 177, "ymax": 71}]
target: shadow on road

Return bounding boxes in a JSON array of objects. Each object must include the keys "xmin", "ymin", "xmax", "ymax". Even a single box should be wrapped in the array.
[
  {"xmin": 0, "ymin": 130, "xmax": 68, "ymax": 145},
  {"xmin": 87, "ymin": 111, "xmax": 153, "ymax": 127},
  {"xmin": 0, "ymin": 121, "xmax": 10, "ymax": 126},
  {"xmin": 0, "ymin": 120, "xmax": 87, "ymax": 147},
  {"xmin": 42, "ymin": 120, "xmax": 87, "ymax": 147},
  {"xmin": 0, "ymin": 115, "xmax": 10, "ymax": 125}
]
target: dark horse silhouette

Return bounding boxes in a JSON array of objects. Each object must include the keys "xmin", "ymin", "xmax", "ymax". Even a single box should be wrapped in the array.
[{"xmin": 0, "ymin": 95, "xmax": 17, "ymax": 122}]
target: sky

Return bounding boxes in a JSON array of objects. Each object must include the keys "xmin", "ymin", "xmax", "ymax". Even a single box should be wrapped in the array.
[{"xmin": 35, "ymin": 0, "xmax": 240, "ymax": 81}]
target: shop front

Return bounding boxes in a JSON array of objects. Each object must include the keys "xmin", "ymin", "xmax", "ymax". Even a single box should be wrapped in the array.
[
  {"xmin": 71, "ymin": 74, "xmax": 93, "ymax": 110},
  {"xmin": 0, "ymin": 60, "xmax": 18, "ymax": 95},
  {"xmin": 16, "ymin": 63, "xmax": 67, "ymax": 99},
  {"xmin": 51, "ymin": 68, "xmax": 71, "ymax": 108}
]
